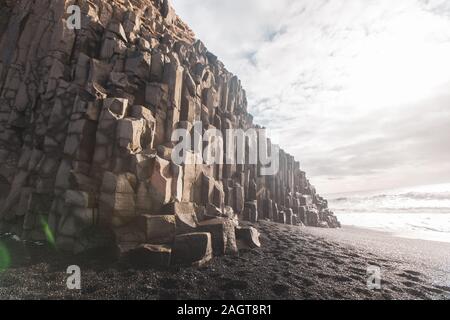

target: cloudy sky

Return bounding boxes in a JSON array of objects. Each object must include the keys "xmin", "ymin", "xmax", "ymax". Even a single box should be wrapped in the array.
[{"xmin": 172, "ymin": 0, "xmax": 450, "ymax": 195}]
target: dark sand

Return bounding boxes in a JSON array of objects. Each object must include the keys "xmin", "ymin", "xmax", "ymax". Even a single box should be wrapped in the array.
[{"xmin": 0, "ymin": 221, "xmax": 449, "ymax": 300}]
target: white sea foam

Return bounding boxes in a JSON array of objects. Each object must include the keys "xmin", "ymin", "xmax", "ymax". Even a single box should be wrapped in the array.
[{"xmin": 327, "ymin": 183, "xmax": 450, "ymax": 243}]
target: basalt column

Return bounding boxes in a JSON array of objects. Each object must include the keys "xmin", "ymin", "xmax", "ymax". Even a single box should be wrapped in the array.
[{"xmin": 0, "ymin": 0, "xmax": 340, "ymax": 261}]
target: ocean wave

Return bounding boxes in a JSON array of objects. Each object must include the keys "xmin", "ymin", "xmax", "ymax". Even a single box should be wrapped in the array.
[
  {"xmin": 407, "ymin": 224, "xmax": 447, "ymax": 233},
  {"xmin": 333, "ymin": 208, "xmax": 450, "ymax": 215},
  {"xmin": 332, "ymin": 184, "xmax": 450, "ymax": 241},
  {"xmin": 333, "ymin": 207, "xmax": 450, "ymax": 212},
  {"xmin": 337, "ymin": 212, "xmax": 450, "ymax": 241},
  {"xmin": 332, "ymin": 191, "xmax": 450, "ymax": 202}
]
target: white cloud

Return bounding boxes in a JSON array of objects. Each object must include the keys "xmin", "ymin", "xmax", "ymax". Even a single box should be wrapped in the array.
[{"xmin": 172, "ymin": 0, "xmax": 450, "ymax": 194}]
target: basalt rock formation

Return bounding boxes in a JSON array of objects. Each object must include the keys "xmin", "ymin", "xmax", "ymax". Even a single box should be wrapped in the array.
[{"xmin": 0, "ymin": 0, "xmax": 340, "ymax": 265}]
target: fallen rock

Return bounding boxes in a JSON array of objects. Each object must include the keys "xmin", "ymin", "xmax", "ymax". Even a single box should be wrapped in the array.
[
  {"xmin": 235, "ymin": 226, "xmax": 261, "ymax": 249},
  {"xmin": 319, "ymin": 221, "xmax": 329, "ymax": 228},
  {"xmin": 198, "ymin": 218, "xmax": 238, "ymax": 256},
  {"xmin": 323, "ymin": 210, "xmax": 341, "ymax": 228},
  {"xmin": 205, "ymin": 203, "xmax": 223, "ymax": 218},
  {"xmin": 172, "ymin": 233, "xmax": 212, "ymax": 267},
  {"xmin": 140, "ymin": 214, "xmax": 176, "ymax": 244},
  {"xmin": 74, "ymin": 226, "xmax": 117, "ymax": 255},
  {"xmin": 306, "ymin": 209, "xmax": 320, "ymax": 227},
  {"xmin": 161, "ymin": 202, "xmax": 198, "ymax": 234},
  {"xmin": 124, "ymin": 244, "xmax": 171, "ymax": 268},
  {"xmin": 113, "ymin": 220, "xmax": 146, "ymax": 244}
]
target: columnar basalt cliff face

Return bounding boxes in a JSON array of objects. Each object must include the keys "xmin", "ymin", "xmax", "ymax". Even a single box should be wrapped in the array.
[{"xmin": 0, "ymin": 0, "xmax": 339, "ymax": 264}]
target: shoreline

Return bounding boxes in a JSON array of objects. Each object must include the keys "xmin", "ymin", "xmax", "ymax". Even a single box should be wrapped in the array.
[
  {"xmin": 335, "ymin": 212, "xmax": 450, "ymax": 244},
  {"xmin": 300, "ymin": 225, "xmax": 450, "ymax": 286},
  {"xmin": 1, "ymin": 221, "xmax": 449, "ymax": 300}
]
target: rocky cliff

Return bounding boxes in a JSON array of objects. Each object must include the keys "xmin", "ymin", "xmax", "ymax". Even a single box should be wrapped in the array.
[{"xmin": 0, "ymin": 0, "xmax": 339, "ymax": 265}]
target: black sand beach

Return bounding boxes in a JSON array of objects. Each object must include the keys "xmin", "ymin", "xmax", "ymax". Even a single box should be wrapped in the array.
[{"xmin": 0, "ymin": 221, "xmax": 449, "ymax": 300}]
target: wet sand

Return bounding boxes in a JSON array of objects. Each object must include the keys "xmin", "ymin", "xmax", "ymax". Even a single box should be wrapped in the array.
[
  {"xmin": 300, "ymin": 225, "xmax": 450, "ymax": 286},
  {"xmin": 0, "ymin": 221, "xmax": 449, "ymax": 300}
]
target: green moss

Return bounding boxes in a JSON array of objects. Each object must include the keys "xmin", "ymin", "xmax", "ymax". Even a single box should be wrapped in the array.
[
  {"xmin": 39, "ymin": 215, "xmax": 56, "ymax": 249},
  {"xmin": 0, "ymin": 242, "xmax": 11, "ymax": 272}
]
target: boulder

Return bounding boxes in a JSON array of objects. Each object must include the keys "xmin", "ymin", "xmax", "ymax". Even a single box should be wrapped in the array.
[
  {"xmin": 235, "ymin": 226, "xmax": 261, "ymax": 249},
  {"xmin": 161, "ymin": 202, "xmax": 198, "ymax": 234},
  {"xmin": 74, "ymin": 226, "xmax": 117, "ymax": 255},
  {"xmin": 140, "ymin": 214, "xmax": 176, "ymax": 244},
  {"xmin": 124, "ymin": 244, "xmax": 171, "ymax": 268},
  {"xmin": 172, "ymin": 233, "xmax": 212, "ymax": 267},
  {"xmin": 201, "ymin": 204, "xmax": 238, "ymax": 227},
  {"xmin": 324, "ymin": 212, "xmax": 341, "ymax": 228},
  {"xmin": 113, "ymin": 221, "xmax": 146, "ymax": 244},
  {"xmin": 198, "ymin": 218, "xmax": 238, "ymax": 256},
  {"xmin": 318, "ymin": 221, "xmax": 329, "ymax": 228},
  {"xmin": 306, "ymin": 209, "xmax": 320, "ymax": 227}
]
